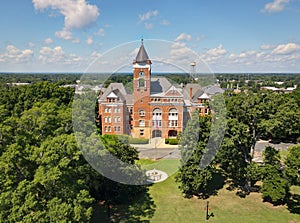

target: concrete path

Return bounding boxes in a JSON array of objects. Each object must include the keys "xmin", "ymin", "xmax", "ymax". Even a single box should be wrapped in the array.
[
  {"xmin": 132, "ymin": 139, "xmax": 296, "ymax": 161},
  {"xmin": 131, "ymin": 137, "xmax": 180, "ymax": 159}
]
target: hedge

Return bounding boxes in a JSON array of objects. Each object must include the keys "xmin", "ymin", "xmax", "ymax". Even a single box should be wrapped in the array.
[
  {"xmin": 165, "ymin": 138, "xmax": 179, "ymax": 145},
  {"xmin": 129, "ymin": 137, "xmax": 149, "ymax": 144}
]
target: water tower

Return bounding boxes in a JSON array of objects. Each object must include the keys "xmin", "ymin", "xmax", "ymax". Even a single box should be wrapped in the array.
[{"xmin": 190, "ymin": 62, "xmax": 196, "ymax": 82}]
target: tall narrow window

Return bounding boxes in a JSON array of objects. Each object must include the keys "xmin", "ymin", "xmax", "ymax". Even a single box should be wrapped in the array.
[
  {"xmin": 139, "ymin": 120, "xmax": 145, "ymax": 127},
  {"xmin": 138, "ymin": 78, "xmax": 145, "ymax": 87}
]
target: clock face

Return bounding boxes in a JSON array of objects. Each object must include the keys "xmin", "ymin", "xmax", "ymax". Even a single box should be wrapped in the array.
[{"xmin": 139, "ymin": 71, "xmax": 144, "ymax": 77}]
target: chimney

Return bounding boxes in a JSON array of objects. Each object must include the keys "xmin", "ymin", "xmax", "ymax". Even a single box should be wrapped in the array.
[{"xmin": 190, "ymin": 87, "xmax": 193, "ymax": 101}]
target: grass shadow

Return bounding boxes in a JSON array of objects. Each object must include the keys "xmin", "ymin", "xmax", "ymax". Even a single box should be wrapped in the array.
[
  {"xmin": 92, "ymin": 187, "xmax": 156, "ymax": 223},
  {"xmin": 199, "ymin": 171, "xmax": 226, "ymax": 199},
  {"xmin": 287, "ymin": 194, "xmax": 300, "ymax": 214}
]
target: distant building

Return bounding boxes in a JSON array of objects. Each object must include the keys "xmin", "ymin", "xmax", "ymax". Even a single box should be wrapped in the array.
[{"xmin": 98, "ymin": 41, "xmax": 223, "ymax": 139}]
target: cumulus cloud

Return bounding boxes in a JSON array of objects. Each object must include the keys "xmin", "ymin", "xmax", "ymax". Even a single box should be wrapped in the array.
[
  {"xmin": 271, "ymin": 43, "xmax": 300, "ymax": 54},
  {"xmin": 44, "ymin": 38, "xmax": 53, "ymax": 44},
  {"xmin": 39, "ymin": 45, "xmax": 82, "ymax": 64},
  {"xmin": 0, "ymin": 45, "xmax": 34, "ymax": 63},
  {"xmin": 139, "ymin": 10, "xmax": 159, "ymax": 22},
  {"xmin": 205, "ymin": 44, "xmax": 227, "ymax": 57},
  {"xmin": 175, "ymin": 33, "xmax": 192, "ymax": 42},
  {"xmin": 32, "ymin": 0, "xmax": 99, "ymax": 41},
  {"xmin": 261, "ymin": 0, "xmax": 290, "ymax": 13},
  {"xmin": 86, "ymin": 36, "xmax": 93, "ymax": 45},
  {"xmin": 260, "ymin": 44, "xmax": 276, "ymax": 50},
  {"xmin": 169, "ymin": 42, "xmax": 192, "ymax": 62},
  {"xmin": 55, "ymin": 28, "xmax": 80, "ymax": 43}
]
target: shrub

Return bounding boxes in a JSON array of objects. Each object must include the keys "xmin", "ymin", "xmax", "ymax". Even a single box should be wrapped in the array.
[
  {"xmin": 168, "ymin": 138, "xmax": 179, "ymax": 145},
  {"xmin": 165, "ymin": 138, "xmax": 170, "ymax": 144},
  {"xmin": 129, "ymin": 137, "xmax": 149, "ymax": 144}
]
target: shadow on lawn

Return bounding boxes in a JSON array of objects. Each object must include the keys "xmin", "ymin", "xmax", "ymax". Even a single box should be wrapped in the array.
[
  {"xmin": 199, "ymin": 171, "xmax": 226, "ymax": 199},
  {"xmin": 92, "ymin": 187, "xmax": 156, "ymax": 223},
  {"xmin": 287, "ymin": 194, "xmax": 300, "ymax": 214}
]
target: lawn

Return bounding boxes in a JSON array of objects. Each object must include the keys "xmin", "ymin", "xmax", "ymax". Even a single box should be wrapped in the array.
[{"xmin": 93, "ymin": 159, "xmax": 300, "ymax": 223}]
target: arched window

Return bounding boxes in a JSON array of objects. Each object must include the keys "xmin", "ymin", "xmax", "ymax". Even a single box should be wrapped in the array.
[
  {"xmin": 152, "ymin": 108, "xmax": 162, "ymax": 117},
  {"xmin": 152, "ymin": 108, "xmax": 162, "ymax": 127},
  {"xmin": 168, "ymin": 108, "xmax": 178, "ymax": 117},
  {"xmin": 168, "ymin": 108, "xmax": 178, "ymax": 127}
]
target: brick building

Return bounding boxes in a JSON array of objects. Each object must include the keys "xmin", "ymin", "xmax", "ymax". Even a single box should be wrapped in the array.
[{"xmin": 98, "ymin": 41, "xmax": 223, "ymax": 139}]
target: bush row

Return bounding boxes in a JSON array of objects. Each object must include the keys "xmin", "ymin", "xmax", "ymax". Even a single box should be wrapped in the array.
[{"xmin": 165, "ymin": 138, "xmax": 179, "ymax": 145}]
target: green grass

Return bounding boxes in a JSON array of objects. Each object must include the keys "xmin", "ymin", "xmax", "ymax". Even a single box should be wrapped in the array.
[
  {"xmin": 148, "ymin": 175, "xmax": 300, "ymax": 223},
  {"xmin": 137, "ymin": 159, "xmax": 181, "ymax": 177},
  {"xmin": 93, "ymin": 159, "xmax": 300, "ymax": 223}
]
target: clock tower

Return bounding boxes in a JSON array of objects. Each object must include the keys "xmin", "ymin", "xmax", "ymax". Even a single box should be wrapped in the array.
[{"xmin": 132, "ymin": 40, "xmax": 152, "ymax": 138}]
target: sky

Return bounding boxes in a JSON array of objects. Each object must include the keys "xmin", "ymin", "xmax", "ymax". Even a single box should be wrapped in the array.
[{"xmin": 0, "ymin": 0, "xmax": 300, "ymax": 73}]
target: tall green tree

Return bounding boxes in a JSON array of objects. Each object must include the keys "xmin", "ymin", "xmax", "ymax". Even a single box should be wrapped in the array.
[
  {"xmin": 284, "ymin": 144, "xmax": 300, "ymax": 186},
  {"xmin": 261, "ymin": 146, "xmax": 290, "ymax": 205}
]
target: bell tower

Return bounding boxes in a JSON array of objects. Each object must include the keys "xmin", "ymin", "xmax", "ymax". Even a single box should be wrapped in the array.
[{"xmin": 132, "ymin": 40, "xmax": 152, "ymax": 138}]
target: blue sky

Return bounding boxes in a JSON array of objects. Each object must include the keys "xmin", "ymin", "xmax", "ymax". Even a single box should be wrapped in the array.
[{"xmin": 0, "ymin": 0, "xmax": 300, "ymax": 73}]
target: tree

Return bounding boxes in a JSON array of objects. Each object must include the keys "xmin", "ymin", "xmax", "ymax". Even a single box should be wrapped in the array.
[
  {"xmin": 284, "ymin": 144, "xmax": 300, "ymax": 186},
  {"xmin": 261, "ymin": 146, "xmax": 290, "ymax": 205},
  {"xmin": 176, "ymin": 114, "xmax": 219, "ymax": 198}
]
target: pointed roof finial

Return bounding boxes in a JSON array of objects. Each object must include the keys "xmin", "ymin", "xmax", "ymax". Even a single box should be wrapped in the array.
[{"xmin": 135, "ymin": 38, "xmax": 150, "ymax": 63}]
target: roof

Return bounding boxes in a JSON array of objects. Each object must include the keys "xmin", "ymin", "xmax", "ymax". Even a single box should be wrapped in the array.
[
  {"xmin": 135, "ymin": 43, "xmax": 150, "ymax": 63},
  {"xmin": 150, "ymin": 77, "xmax": 172, "ymax": 95},
  {"xmin": 183, "ymin": 83, "xmax": 202, "ymax": 100},
  {"xmin": 124, "ymin": 94, "xmax": 134, "ymax": 105},
  {"xmin": 99, "ymin": 83, "xmax": 129, "ymax": 101},
  {"xmin": 202, "ymin": 85, "xmax": 224, "ymax": 95}
]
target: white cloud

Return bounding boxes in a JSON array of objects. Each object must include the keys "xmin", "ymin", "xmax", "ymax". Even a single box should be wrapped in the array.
[
  {"xmin": 261, "ymin": 0, "xmax": 290, "ymax": 13},
  {"xmin": 33, "ymin": 0, "xmax": 99, "ymax": 41},
  {"xmin": 95, "ymin": 28, "xmax": 105, "ymax": 37},
  {"xmin": 55, "ymin": 28, "xmax": 80, "ymax": 43},
  {"xmin": 171, "ymin": 42, "xmax": 187, "ymax": 49},
  {"xmin": 271, "ymin": 43, "xmax": 300, "ymax": 54},
  {"xmin": 44, "ymin": 38, "xmax": 53, "ymax": 44},
  {"xmin": 139, "ymin": 10, "xmax": 159, "ymax": 22},
  {"xmin": 39, "ymin": 45, "xmax": 82, "ymax": 64},
  {"xmin": 0, "ymin": 45, "xmax": 34, "ymax": 63},
  {"xmin": 86, "ymin": 36, "xmax": 93, "ymax": 45},
  {"xmin": 205, "ymin": 44, "xmax": 227, "ymax": 57},
  {"xmin": 169, "ymin": 42, "xmax": 192, "ymax": 62},
  {"xmin": 260, "ymin": 44, "xmax": 276, "ymax": 50},
  {"xmin": 175, "ymin": 33, "xmax": 192, "ymax": 42}
]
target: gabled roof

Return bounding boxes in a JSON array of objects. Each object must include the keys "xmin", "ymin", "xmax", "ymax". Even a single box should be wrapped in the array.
[
  {"xmin": 99, "ymin": 83, "xmax": 129, "ymax": 101},
  {"xmin": 135, "ymin": 44, "xmax": 150, "ymax": 63},
  {"xmin": 199, "ymin": 93, "xmax": 210, "ymax": 99},
  {"xmin": 164, "ymin": 86, "xmax": 183, "ymax": 97},
  {"xmin": 107, "ymin": 91, "xmax": 118, "ymax": 98},
  {"xmin": 150, "ymin": 77, "xmax": 172, "ymax": 95}
]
